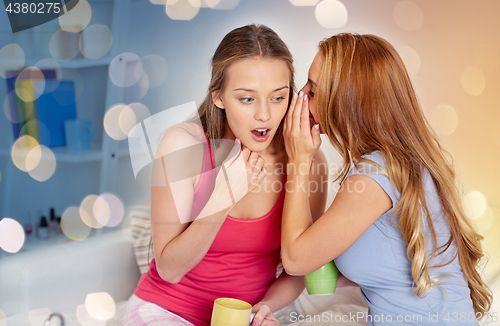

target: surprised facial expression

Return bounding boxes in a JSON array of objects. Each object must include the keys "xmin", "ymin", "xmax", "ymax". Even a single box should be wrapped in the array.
[{"xmin": 212, "ymin": 57, "xmax": 290, "ymax": 153}]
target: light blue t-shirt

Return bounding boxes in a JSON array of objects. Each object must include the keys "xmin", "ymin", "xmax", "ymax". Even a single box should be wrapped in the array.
[{"xmin": 335, "ymin": 151, "xmax": 477, "ymax": 326}]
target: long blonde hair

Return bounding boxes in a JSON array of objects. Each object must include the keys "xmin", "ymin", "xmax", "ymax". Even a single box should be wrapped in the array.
[{"xmin": 316, "ymin": 33, "xmax": 491, "ymax": 316}]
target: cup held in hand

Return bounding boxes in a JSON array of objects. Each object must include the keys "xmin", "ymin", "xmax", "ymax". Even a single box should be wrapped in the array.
[
  {"xmin": 211, "ymin": 298, "xmax": 252, "ymax": 326},
  {"xmin": 304, "ymin": 260, "xmax": 339, "ymax": 295}
]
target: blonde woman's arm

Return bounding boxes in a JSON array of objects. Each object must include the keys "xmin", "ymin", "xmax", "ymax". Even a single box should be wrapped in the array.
[
  {"xmin": 281, "ymin": 93, "xmax": 392, "ymax": 276},
  {"xmin": 252, "ymin": 150, "xmax": 328, "ymax": 325}
]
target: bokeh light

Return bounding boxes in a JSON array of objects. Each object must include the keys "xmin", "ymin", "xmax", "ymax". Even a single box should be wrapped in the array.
[
  {"xmin": 141, "ymin": 55, "xmax": 168, "ymax": 89},
  {"xmin": 11, "ymin": 135, "xmax": 39, "ymax": 172},
  {"xmin": 315, "ymin": 0, "xmax": 348, "ymax": 29},
  {"xmin": 28, "ymin": 308, "xmax": 53, "ymax": 326},
  {"xmin": 19, "ymin": 120, "xmax": 51, "ymax": 151},
  {"xmin": 136, "ymin": 73, "xmax": 149, "ymax": 100},
  {"xmin": 61, "ymin": 69, "xmax": 84, "ymax": 101},
  {"xmin": 289, "ymin": 0, "xmax": 319, "ymax": 6},
  {"xmin": 0, "ymin": 218, "xmax": 25, "ymax": 253},
  {"xmin": 396, "ymin": 45, "xmax": 420, "ymax": 76},
  {"xmin": 206, "ymin": 0, "xmax": 240, "ymax": 10},
  {"xmin": 61, "ymin": 206, "xmax": 92, "ymax": 241},
  {"xmin": 109, "ymin": 53, "xmax": 143, "ymax": 88},
  {"xmin": 80, "ymin": 24, "xmax": 113, "ymax": 59},
  {"xmin": 15, "ymin": 67, "xmax": 45, "ymax": 103},
  {"xmin": 461, "ymin": 67, "xmax": 486, "ymax": 96},
  {"xmin": 429, "ymin": 104, "xmax": 458, "ymax": 136},
  {"xmin": 473, "ymin": 206, "xmax": 495, "ymax": 234},
  {"xmin": 104, "ymin": 104, "xmax": 128, "ymax": 140},
  {"xmin": 80, "ymin": 195, "xmax": 104, "ymax": 229},
  {"xmin": 3, "ymin": 92, "xmax": 17, "ymax": 123},
  {"xmin": 119, "ymin": 102, "xmax": 151, "ymax": 137},
  {"xmin": 393, "ymin": 1, "xmax": 423, "ymax": 30},
  {"xmin": 25, "ymin": 143, "xmax": 57, "ymax": 182},
  {"xmin": 462, "ymin": 191, "xmax": 487, "ymax": 220},
  {"xmin": 150, "ymin": 0, "xmax": 167, "ymax": 4},
  {"xmin": 50, "ymin": 29, "xmax": 81, "ymax": 61},
  {"xmin": 85, "ymin": 292, "xmax": 116, "ymax": 321},
  {"xmin": 94, "ymin": 193, "xmax": 125, "ymax": 227},
  {"xmin": 76, "ymin": 304, "xmax": 107, "ymax": 326},
  {"xmin": 36, "ymin": 120, "xmax": 52, "ymax": 147},
  {"xmin": 24, "ymin": 143, "xmax": 42, "ymax": 172},
  {"xmin": 192, "ymin": 0, "xmax": 210, "ymax": 7},
  {"xmin": 34, "ymin": 58, "xmax": 62, "ymax": 89},
  {"xmin": 59, "ymin": 0, "xmax": 92, "ymax": 33},
  {"xmin": 166, "ymin": 0, "xmax": 200, "ymax": 20},
  {"xmin": 0, "ymin": 44, "xmax": 25, "ymax": 77},
  {"xmin": 195, "ymin": 0, "xmax": 213, "ymax": 7}
]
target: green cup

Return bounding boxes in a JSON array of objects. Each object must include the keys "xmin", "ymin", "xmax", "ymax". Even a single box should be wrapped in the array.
[{"xmin": 304, "ymin": 260, "xmax": 338, "ymax": 295}]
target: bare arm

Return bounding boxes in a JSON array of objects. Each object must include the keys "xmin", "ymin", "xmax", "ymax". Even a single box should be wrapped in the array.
[
  {"xmin": 282, "ymin": 173, "xmax": 392, "ymax": 276},
  {"xmin": 152, "ymin": 125, "xmax": 266, "ymax": 283},
  {"xmin": 252, "ymin": 150, "xmax": 329, "ymax": 324},
  {"xmin": 151, "ymin": 171, "xmax": 234, "ymax": 283},
  {"xmin": 281, "ymin": 93, "xmax": 392, "ymax": 276}
]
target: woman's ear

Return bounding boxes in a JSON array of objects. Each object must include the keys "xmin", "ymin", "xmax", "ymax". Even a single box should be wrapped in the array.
[{"xmin": 212, "ymin": 91, "xmax": 225, "ymax": 109}]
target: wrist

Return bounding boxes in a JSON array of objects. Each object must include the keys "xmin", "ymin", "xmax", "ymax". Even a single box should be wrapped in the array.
[
  {"xmin": 286, "ymin": 160, "xmax": 312, "ymax": 177},
  {"xmin": 256, "ymin": 300, "xmax": 275, "ymax": 313}
]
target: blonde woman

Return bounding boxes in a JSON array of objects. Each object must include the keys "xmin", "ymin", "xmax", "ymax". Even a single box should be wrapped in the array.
[{"xmin": 281, "ymin": 33, "xmax": 492, "ymax": 325}]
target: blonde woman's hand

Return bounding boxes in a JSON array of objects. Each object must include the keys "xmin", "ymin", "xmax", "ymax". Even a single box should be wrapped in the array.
[
  {"xmin": 283, "ymin": 92, "xmax": 321, "ymax": 164},
  {"xmin": 251, "ymin": 303, "xmax": 281, "ymax": 326}
]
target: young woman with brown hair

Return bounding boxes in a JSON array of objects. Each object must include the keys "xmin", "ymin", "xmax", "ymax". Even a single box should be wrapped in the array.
[
  {"xmin": 119, "ymin": 24, "xmax": 328, "ymax": 326},
  {"xmin": 282, "ymin": 33, "xmax": 492, "ymax": 325}
]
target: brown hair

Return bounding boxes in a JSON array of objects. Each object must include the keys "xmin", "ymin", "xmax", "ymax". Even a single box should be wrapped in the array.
[
  {"xmin": 316, "ymin": 33, "xmax": 492, "ymax": 316},
  {"xmin": 198, "ymin": 24, "xmax": 295, "ymax": 159}
]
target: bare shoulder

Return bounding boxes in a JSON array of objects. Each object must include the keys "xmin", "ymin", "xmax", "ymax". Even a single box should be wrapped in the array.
[{"xmin": 155, "ymin": 122, "xmax": 206, "ymax": 158}]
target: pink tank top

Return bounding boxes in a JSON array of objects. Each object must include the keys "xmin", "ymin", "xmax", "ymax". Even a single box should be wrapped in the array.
[{"xmin": 135, "ymin": 139, "xmax": 285, "ymax": 326}]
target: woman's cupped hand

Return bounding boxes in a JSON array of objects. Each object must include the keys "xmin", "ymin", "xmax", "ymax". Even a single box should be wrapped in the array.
[
  {"xmin": 283, "ymin": 92, "xmax": 321, "ymax": 165},
  {"xmin": 251, "ymin": 303, "xmax": 281, "ymax": 326}
]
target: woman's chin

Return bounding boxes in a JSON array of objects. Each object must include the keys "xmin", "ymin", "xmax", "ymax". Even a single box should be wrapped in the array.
[{"xmin": 240, "ymin": 137, "xmax": 273, "ymax": 152}]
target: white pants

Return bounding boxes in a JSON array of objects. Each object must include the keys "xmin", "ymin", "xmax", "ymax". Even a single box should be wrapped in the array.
[{"xmin": 119, "ymin": 294, "xmax": 195, "ymax": 326}]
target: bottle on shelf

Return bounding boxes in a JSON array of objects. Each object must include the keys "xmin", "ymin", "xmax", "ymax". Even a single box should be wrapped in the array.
[{"xmin": 38, "ymin": 216, "xmax": 49, "ymax": 239}]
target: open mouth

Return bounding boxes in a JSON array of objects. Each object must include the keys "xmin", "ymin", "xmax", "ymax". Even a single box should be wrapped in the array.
[{"xmin": 251, "ymin": 128, "xmax": 270, "ymax": 137}]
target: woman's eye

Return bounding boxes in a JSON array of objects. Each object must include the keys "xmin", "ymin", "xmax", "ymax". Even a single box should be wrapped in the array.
[
  {"xmin": 240, "ymin": 97, "xmax": 253, "ymax": 103},
  {"xmin": 308, "ymin": 90, "xmax": 315, "ymax": 98},
  {"xmin": 272, "ymin": 96, "xmax": 285, "ymax": 102}
]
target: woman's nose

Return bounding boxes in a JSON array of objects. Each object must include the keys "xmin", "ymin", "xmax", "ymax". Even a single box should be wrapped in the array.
[{"xmin": 255, "ymin": 103, "xmax": 271, "ymax": 122}]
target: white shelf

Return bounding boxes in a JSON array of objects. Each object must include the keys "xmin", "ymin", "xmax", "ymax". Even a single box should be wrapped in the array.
[
  {"xmin": 0, "ymin": 143, "xmax": 104, "ymax": 163},
  {"xmin": 0, "ymin": 143, "xmax": 130, "ymax": 163},
  {"xmin": 0, "ymin": 56, "xmax": 113, "ymax": 70},
  {"xmin": 49, "ymin": 144, "xmax": 104, "ymax": 162},
  {"xmin": 20, "ymin": 233, "xmax": 71, "ymax": 253}
]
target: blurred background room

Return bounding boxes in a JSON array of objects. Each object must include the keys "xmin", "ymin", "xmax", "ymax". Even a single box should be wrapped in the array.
[{"xmin": 0, "ymin": 0, "xmax": 498, "ymax": 324}]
